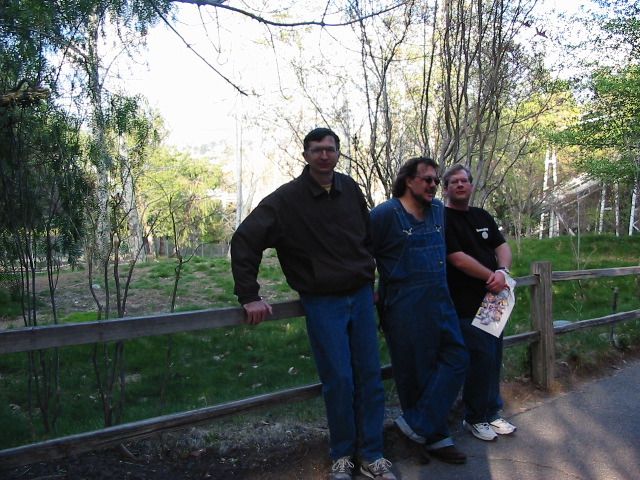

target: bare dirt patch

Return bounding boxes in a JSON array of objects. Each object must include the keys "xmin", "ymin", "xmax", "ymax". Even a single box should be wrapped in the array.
[{"xmin": 1, "ymin": 265, "xmax": 208, "ymax": 328}]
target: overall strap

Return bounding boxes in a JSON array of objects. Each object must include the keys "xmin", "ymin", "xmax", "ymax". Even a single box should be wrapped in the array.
[
  {"xmin": 391, "ymin": 197, "xmax": 415, "ymax": 234},
  {"xmin": 379, "ymin": 198, "xmax": 415, "ymax": 290}
]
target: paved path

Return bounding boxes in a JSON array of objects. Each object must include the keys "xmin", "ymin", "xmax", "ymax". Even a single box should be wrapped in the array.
[{"xmin": 389, "ymin": 360, "xmax": 640, "ymax": 480}]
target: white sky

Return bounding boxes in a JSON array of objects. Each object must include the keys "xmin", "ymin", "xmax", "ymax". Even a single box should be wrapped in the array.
[
  {"xmin": 122, "ymin": 6, "xmax": 263, "ymax": 148},
  {"xmin": 102, "ymin": 0, "xmax": 604, "ymax": 214},
  {"xmin": 117, "ymin": 0, "xmax": 596, "ymax": 150}
]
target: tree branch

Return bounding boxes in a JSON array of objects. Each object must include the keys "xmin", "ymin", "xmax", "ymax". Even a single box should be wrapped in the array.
[
  {"xmin": 152, "ymin": 2, "xmax": 250, "ymax": 96},
  {"xmin": 171, "ymin": 0, "xmax": 409, "ymax": 28}
]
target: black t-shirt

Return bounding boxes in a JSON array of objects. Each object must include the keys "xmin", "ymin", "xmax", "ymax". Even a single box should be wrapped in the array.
[{"xmin": 445, "ymin": 207, "xmax": 506, "ymax": 318}]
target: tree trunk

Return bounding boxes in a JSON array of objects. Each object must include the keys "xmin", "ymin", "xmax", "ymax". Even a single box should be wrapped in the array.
[
  {"xmin": 598, "ymin": 184, "xmax": 607, "ymax": 234},
  {"xmin": 539, "ymin": 148, "xmax": 550, "ymax": 238},
  {"xmin": 120, "ymin": 154, "xmax": 146, "ymax": 262},
  {"xmin": 87, "ymin": 13, "xmax": 111, "ymax": 267},
  {"xmin": 614, "ymin": 182, "xmax": 620, "ymax": 237},
  {"xmin": 629, "ymin": 180, "xmax": 638, "ymax": 236}
]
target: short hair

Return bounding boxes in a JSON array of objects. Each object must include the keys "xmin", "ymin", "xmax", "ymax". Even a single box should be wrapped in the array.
[
  {"xmin": 303, "ymin": 128, "xmax": 341, "ymax": 151},
  {"xmin": 392, "ymin": 156, "xmax": 439, "ymax": 198},
  {"xmin": 442, "ymin": 164, "xmax": 473, "ymax": 188}
]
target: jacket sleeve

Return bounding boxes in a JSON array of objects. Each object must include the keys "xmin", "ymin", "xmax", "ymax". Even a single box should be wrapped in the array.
[
  {"xmin": 230, "ymin": 197, "xmax": 281, "ymax": 305},
  {"xmin": 357, "ymin": 186, "xmax": 374, "ymax": 257}
]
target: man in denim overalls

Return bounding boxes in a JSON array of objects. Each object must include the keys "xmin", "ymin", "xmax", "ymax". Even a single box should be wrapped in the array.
[{"xmin": 370, "ymin": 157, "xmax": 469, "ymax": 465}]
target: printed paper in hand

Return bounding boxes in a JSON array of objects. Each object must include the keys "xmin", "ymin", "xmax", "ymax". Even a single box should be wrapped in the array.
[{"xmin": 472, "ymin": 273, "xmax": 517, "ymax": 338}]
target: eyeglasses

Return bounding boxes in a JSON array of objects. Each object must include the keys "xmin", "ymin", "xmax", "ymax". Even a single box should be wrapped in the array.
[
  {"xmin": 307, "ymin": 146, "xmax": 338, "ymax": 155},
  {"xmin": 414, "ymin": 175, "xmax": 440, "ymax": 186}
]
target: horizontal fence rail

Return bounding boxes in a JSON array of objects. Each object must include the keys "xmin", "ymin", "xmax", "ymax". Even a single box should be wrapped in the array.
[
  {"xmin": 1, "ymin": 265, "xmax": 639, "ymax": 469},
  {"xmin": 0, "ymin": 367, "xmax": 399, "ymax": 469},
  {"xmin": 554, "ymin": 310, "xmax": 640, "ymax": 335},
  {"xmin": 0, "ymin": 274, "xmax": 539, "ymax": 355},
  {"xmin": 551, "ymin": 265, "xmax": 640, "ymax": 281},
  {"xmin": 0, "ymin": 382, "xmax": 323, "ymax": 468},
  {"xmin": 0, "ymin": 302, "xmax": 305, "ymax": 355}
]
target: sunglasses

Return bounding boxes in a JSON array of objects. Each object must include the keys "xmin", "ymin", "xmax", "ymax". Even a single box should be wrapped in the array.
[{"xmin": 414, "ymin": 175, "xmax": 441, "ymax": 186}]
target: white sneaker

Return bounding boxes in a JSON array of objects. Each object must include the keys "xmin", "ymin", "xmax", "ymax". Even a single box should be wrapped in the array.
[
  {"xmin": 490, "ymin": 417, "xmax": 517, "ymax": 435},
  {"xmin": 463, "ymin": 420, "xmax": 498, "ymax": 441},
  {"xmin": 329, "ymin": 456, "xmax": 354, "ymax": 480}
]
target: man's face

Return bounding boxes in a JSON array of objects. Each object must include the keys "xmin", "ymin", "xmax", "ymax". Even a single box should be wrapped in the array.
[
  {"xmin": 406, "ymin": 163, "xmax": 439, "ymax": 206},
  {"xmin": 302, "ymin": 135, "xmax": 339, "ymax": 178},
  {"xmin": 445, "ymin": 169, "xmax": 473, "ymax": 204}
]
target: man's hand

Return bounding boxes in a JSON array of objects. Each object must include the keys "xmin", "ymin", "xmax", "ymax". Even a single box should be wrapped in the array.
[
  {"xmin": 242, "ymin": 299, "xmax": 273, "ymax": 325},
  {"xmin": 486, "ymin": 270, "xmax": 508, "ymax": 294}
]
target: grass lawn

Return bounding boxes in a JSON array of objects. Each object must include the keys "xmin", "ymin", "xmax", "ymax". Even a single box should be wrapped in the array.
[{"xmin": 0, "ymin": 235, "xmax": 639, "ymax": 449}]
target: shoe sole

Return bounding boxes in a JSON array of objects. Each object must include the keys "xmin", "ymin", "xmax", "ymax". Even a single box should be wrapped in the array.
[
  {"xmin": 360, "ymin": 466, "xmax": 397, "ymax": 480},
  {"xmin": 490, "ymin": 423, "xmax": 517, "ymax": 435},
  {"xmin": 359, "ymin": 466, "xmax": 374, "ymax": 479}
]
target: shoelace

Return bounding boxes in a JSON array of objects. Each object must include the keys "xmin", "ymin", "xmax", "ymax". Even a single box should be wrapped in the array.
[
  {"xmin": 332, "ymin": 457, "xmax": 354, "ymax": 473},
  {"xmin": 368, "ymin": 457, "xmax": 392, "ymax": 473}
]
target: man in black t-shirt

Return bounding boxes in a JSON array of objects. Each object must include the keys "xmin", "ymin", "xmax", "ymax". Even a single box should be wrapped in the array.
[{"xmin": 443, "ymin": 164, "xmax": 517, "ymax": 442}]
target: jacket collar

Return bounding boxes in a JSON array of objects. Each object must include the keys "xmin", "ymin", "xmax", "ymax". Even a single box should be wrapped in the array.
[{"xmin": 301, "ymin": 164, "xmax": 343, "ymax": 197}]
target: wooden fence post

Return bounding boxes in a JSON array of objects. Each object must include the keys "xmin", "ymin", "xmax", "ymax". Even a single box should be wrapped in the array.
[{"xmin": 530, "ymin": 261, "xmax": 555, "ymax": 390}]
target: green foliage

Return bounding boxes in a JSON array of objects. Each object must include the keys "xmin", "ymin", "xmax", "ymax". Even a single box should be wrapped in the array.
[
  {"xmin": 62, "ymin": 311, "xmax": 102, "ymax": 323},
  {"xmin": 556, "ymin": 2, "xmax": 640, "ymax": 184},
  {"xmin": 0, "ymin": 1, "xmax": 61, "ymax": 92},
  {"xmin": 103, "ymin": 93, "xmax": 161, "ymax": 169},
  {"xmin": 0, "ymin": 104, "xmax": 91, "ymax": 269},
  {"xmin": 491, "ymin": 83, "xmax": 581, "ymax": 238},
  {"xmin": 594, "ymin": 0, "xmax": 640, "ymax": 60},
  {"xmin": 502, "ymin": 234, "xmax": 640, "ymax": 380},
  {"xmin": 511, "ymin": 234, "xmax": 640, "ymax": 271},
  {"xmin": 563, "ymin": 66, "xmax": 640, "ymax": 145},
  {"xmin": 139, "ymin": 146, "xmax": 233, "ymax": 245},
  {"xmin": 1, "ymin": 236, "xmax": 639, "ymax": 448},
  {"xmin": 0, "ymin": 288, "xmax": 22, "ymax": 318}
]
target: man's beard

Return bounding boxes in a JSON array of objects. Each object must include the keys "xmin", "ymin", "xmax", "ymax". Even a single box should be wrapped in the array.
[{"xmin": 410, "ymin": 189, "xmax": 434, "ymax": 207}]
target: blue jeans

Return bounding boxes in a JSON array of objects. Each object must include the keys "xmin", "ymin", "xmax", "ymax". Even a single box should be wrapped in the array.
[
  {"xmin": 383, "ymin": 283, "xmax": 469, "ymax": 447},
  {"xmin": 459, "ymin": 317, "xmax": 504, "ymax": 424},
  {"xmin": 300, "ymin": 284, "xmax": 385, "ymax": 462}
]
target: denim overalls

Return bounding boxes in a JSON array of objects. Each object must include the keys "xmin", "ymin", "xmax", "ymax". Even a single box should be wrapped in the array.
[{"xmin": 374, "ymin": 198, "xmax": 468, "ymax": 447}]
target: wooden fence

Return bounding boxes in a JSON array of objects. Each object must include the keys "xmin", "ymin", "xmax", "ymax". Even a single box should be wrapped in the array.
[{"xmin": 1, "ymin": 261, "xmax": 639, "ymax": 469}]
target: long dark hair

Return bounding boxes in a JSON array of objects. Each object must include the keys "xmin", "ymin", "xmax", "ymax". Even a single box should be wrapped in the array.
[{"xmin": 392, "ymin": 156, "xmax": 438, "ymax": 197}]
